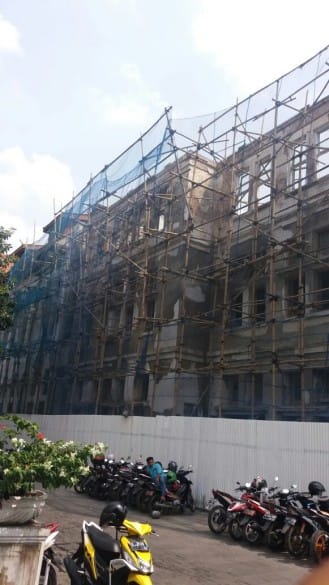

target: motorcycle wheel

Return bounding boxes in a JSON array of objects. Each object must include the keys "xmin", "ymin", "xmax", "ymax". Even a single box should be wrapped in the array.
[
  {"xmin": 285, "ymin": 523, "xmax": 312, "ymax": 558},
  {"xmin": 147, "ymin": 494, "xmax": 162, "ymax": 514},
  {"xmin": 73, "ymin": 481, "xmax": 84, "ymax": 494},
  {"xmin": 207, "ymin": 505, "xmax": 227, "ymax": 534},
  {"xmin": 136, "ymin": 490, "xmax": 149, "ymax": 512},
  {"xmin": 310, "ymin": 530, "xmax": 329, "ymax": 564},
  {"xmin": 187, "ymin": 492, "xmax": 196, "ymax": 513},
  {"xmin": 266, "ymin": 527, "xmax": 284, "ymax": 551},
  {"xmin": 228, "ymin": 518, "xmax": 244, "ymax": 541},
  {"xmin": 244, "ymin": 521, "xmax": 262, "ymax": 545},
  {"xmin": 63, "ymin": 557, "xmax": 84, "ymax": 585}
]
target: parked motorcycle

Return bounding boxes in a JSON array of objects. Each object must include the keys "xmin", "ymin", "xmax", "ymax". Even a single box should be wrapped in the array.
[
  {"xmin": 175, "ymin": 467, "xmax": 196, "ymax": 512},
  {"xmin": 242, "ymin": 481, "xmax": 301, "ymax": 548},
  {"xmin": 207, "ymin": 481, "xmax": 256, "ymax": 535},
  {"xmin": 39, "ymin": 522, "xmax": 60, "ymax": 585},
  {"xmin": 284, "ymin": 481, "xmax": 328, "ymax": 558},
  {"xmin": 227, "ymin": 477, "xmax": 269, "ymax": 541},
  {"xmin": 148, "ymin": 466, "xmax": 195, "ymax": 516},
  {"xmin": 64, "ymin": 501, "xmax": 155, "ymax": 585}
]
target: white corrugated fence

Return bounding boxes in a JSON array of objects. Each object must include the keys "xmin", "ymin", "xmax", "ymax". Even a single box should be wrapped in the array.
[{"xmin": 30, "ymin": 415, "xmax": 329, "ymax": 507}]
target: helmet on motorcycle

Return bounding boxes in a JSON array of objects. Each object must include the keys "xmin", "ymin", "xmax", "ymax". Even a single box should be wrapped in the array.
[
  {"xmin": 168, "ymin": 460, "xmax": 178, "ymax": 472},
  {"xmin": 99, "ymin": 501, "xmax": 127, "ymax": 527},
  {"xmin": 308, "ymin": 481, "xmax": 326, "ymax": 496},
  {"xmin": 251, "ymin": 476, "xmax": 267, "ymax": 490},
  {"xmin": 167, "ymin": 470, "xmax": 176, "ymax": 483}
]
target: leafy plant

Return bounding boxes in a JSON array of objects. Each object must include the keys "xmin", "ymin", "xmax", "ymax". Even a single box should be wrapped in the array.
[
  {"xmin": 0, "ymin": 414, "xmax": 106, "ymax": 499},
  {"xmin": 0, "ymin": 226, "xmax": 16, "ymax": 331}
]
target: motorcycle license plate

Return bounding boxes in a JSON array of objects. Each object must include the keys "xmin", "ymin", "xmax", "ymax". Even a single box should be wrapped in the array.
[
  {"xmin": 145, "ymin": 490, "xmax": 154, "ymax": 496},
  {"xmin": 244, "ymin": 509, "xmax": 256, "ymax": 516}
]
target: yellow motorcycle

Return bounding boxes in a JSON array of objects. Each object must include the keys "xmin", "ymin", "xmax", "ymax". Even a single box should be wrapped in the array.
[{"xmin": 64, "ymin": 501, "xmax": 155, "ymax": 585}]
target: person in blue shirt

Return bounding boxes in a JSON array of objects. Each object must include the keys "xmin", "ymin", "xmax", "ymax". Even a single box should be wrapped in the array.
[{"xmin": 146, "ymin": 456, "xmax": 166, "ymax": 500}]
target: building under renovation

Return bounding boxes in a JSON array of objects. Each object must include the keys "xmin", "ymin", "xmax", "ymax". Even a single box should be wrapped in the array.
[{"xmin": 1, "ymin": 47, "xmax": 329, "ymax": 421}]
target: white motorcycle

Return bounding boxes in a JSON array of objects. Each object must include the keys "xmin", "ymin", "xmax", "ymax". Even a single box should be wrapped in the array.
[{"xmin": 39, "ymin": 522, "xmax": 60, "ymax": 585}]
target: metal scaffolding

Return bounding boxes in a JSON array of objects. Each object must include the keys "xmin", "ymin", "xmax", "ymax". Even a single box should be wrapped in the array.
[{"xmin": 1, "ymin": 46, "xmax": 329, "ymax": 420}]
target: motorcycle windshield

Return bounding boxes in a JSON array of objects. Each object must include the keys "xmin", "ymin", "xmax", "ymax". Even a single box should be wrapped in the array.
[{"xmin": 123, "ymin": 519, "xmax": 153, "ymax": 536}]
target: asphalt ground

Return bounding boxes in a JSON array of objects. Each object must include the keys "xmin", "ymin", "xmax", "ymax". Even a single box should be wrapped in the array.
[{"xmin": 40, "ymin": 488, "xmax": 313, "ymax": 585}]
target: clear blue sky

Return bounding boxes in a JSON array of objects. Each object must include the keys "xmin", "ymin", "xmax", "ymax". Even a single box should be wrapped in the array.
[{"xmin": 1, "ymin": 0, "xmax": 328, "ymax": 248}]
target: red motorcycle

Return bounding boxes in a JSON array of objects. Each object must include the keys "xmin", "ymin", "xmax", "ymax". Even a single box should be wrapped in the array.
[
  {"xmin": 207, "ymin": 481, "xmax": 257, "ymax": 535},
  {"xmin": 227, "ymin": 477, "xmax": 268, "ymax": 542}
]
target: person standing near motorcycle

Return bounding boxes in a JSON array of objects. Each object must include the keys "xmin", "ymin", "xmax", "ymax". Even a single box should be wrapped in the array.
[{"xmin": 146, "ymin": 456, "xmax": 167, "ymax": 500}]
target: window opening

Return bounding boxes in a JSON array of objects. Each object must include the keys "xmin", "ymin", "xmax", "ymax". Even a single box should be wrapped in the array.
[
  {"xmin": 158, "ymin": 213, "xmax": 165, "ymax": 231},
  {"xmin": 282, "ymin": 371, "xmax": 301, "ymax": 405},
  {"xmin": 229, "ymin": 293, "xmax": 243, "ymax": 328},
  {"xmin": 317, "ymin": 127, "xmax": 329, "ymax": 179},
  {"xmin": 236, "ymin": 173, "xmax": 250, "ymax": 214},
  {"xmin": 314, "ymin": 270, "xmax": 329, "ymax": 311},
  {"xmin": 254, "ymin": 284, "xmax": 266, "ymax": 323},
  {"xmin": 292, "ymin": 142, "xmax": 308, "ymax": 187},
  {"xmin": 256, "ymin": 159, "xmax": 271, "ymax": 205}
]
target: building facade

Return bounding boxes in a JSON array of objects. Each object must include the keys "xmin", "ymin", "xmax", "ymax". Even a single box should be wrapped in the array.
[{"xmin": 1, "ymin": 48, "xmax": 329, "ymax": 420}]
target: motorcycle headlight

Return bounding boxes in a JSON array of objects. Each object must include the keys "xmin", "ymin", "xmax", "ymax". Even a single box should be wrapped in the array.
[
  {"xmin": 129, "ymin": 538, "xmax": 149, "ymax": 552},
  {"xmin": 122, "ymin": 550, "xmax": 153, "ymax": 574},
  {"xmin": 138, "ymin": 559, "xmax": 153, "ymax": 574}
]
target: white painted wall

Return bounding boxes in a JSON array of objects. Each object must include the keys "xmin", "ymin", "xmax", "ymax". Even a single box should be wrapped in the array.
[{"xmin": 30, "ymin": 415, "xmax": 329, "ymax": 507}]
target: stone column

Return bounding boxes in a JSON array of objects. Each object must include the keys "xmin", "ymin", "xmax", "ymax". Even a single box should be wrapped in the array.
[{"xmin": 0, "ymin": 526, "xmax": 49, "ymax": 585}]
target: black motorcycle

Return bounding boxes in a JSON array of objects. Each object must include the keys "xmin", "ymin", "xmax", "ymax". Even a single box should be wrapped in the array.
[{"xmin": 148, "ymin": 467, "xmax": 196, "ymax": 516}]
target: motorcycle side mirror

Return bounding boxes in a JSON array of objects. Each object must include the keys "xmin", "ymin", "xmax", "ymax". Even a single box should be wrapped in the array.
[
  {"xmin": 274, "ymin": 476, "xmax": 279, "ymax": 482},
  {"xmin": 236, "ymin": 481, "xmax": 241, "ymax": 486},
  {"xmin": 291, "ymin": 484, "xmax": 298, "ymax": 489}
]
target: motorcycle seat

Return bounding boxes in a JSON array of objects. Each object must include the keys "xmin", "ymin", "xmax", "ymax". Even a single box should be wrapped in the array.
[
  {"xmin": 318, "ymin": 497, "xmax": 329, "ymax": 512},
  {"xmin": 87, "ymin": 525, "xmax": 121, "ymax": 561}
]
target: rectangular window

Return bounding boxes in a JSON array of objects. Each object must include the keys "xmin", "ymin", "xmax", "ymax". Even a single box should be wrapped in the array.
[
  {"xmin": 254, "ymin": 374, "xmax": 263, "ymax": 405},
  {"xmin": 246, "ymin": 373, "xmax": 263, "ymax": 406},
  {"xmin": 133, "ymin": 373, "xmax": 149, "ymax": 402},
  {"xmin": 158, "ymin": 213, "xmax": 165, "ymax": 231},
  {"xmin": 317, "ymin": 127, "xmax": 329, "ymax": 179},
  {"xmin": 318, "ymin": 230, "xmax": 329, "ymax": 256},
  {"xmin": 136, "ymin": 225, "xmax": 144, "ymax": 240},
  {"xmin": 292, "ymin": 142, "xmax": 308, "ymax": 187},
  {"xmin": 254, "ymin": 284, "xmax": 266, "ymax": 323},
  {"xmin": 314, "ymin": 271, "xmax": 329, "ymax": 311},
  {"xmin": 312, "ymin": 369, "xmax": 329, "ymax": 404},
  {"xmin": 223, "ymin": 374, "xmax": 239, "ymax": 403},
  {"xmin": 229, "ymin": 293, "xmax": 243, "ymax": 328},
  {"xmin": 107, "ymin": 307, "xmax": 120, "ymax": 335},
  {"xmin": 257, "ymin": 159, "xmax": 271, "ymax": 205},
  {"xmin": 184, "ymin": 403, "xmax": 195, "ymax": 416},
  {"xmin": 236, "ymin": 173, "xmax": 250, "ymax": 214},
  {"xmin": 286, "ymin": 276, "xmax": 305, "ymax": 318},
  {"xmin": 100, "ymin": 379, "xmax": 112, "ymax": 404},
  {"xmin": 282, "ymin": 371, "xmax": 301, "ymax": 405}
]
